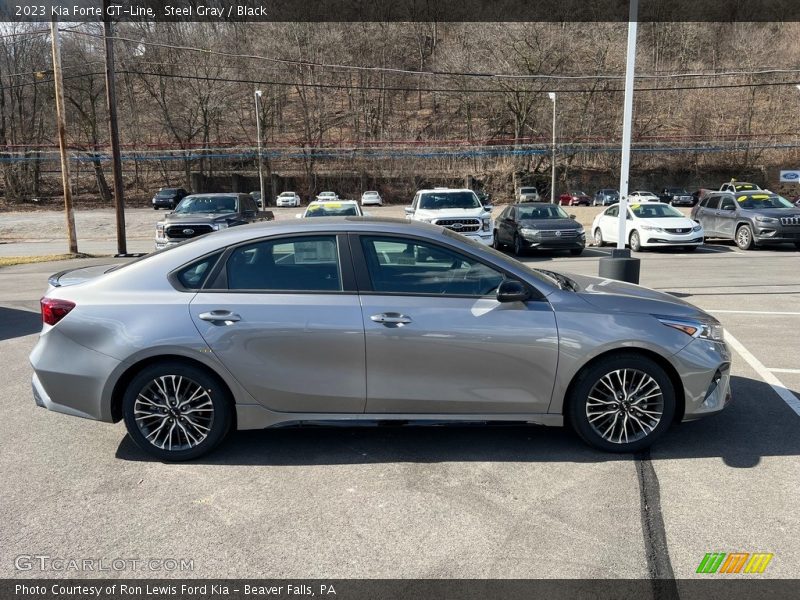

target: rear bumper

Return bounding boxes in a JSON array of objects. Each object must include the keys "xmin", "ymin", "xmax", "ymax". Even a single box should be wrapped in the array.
[{"xmin": 30, "ymin": 328, "xmax": 121, "ymax": 422}]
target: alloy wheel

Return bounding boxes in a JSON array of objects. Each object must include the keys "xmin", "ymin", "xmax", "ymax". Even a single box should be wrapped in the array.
[
  {"xmin": 736, "ymin": 226, "xmax": 753, "ymax": 250},
  {"xmin": 585, "ymin": 369, "xmax": 664, "ymax": 444},
  {"xmin": 133, "ymin": 375, "xmax": 215, "ymax": 451}
]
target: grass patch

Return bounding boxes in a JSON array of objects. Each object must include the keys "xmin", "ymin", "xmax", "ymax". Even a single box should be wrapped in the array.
[{"xmin": 0, "ymin": 253, "xmax": 100, "ymax": 268}]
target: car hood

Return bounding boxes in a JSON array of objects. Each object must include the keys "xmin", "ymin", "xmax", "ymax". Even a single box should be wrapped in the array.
[
  {"xmin": 164, "ymin": 213, "xmax": 226, "ymax": 224},
  {"xmin": 740, "ymin": 208, "xmax": 800, "ymax": 218},
  {"xmin": 635, "ymin": 216, "xmax": 698, "ymax": 229},
  {"xmin": 566, "ymin": 273, "xmax": 712, "ymax": 320},
  {"xmin": 415, "ymin": 208, "xmax": 486, "ymax": 219},
  {"xmin": 48, "ymin": 264, "xmax": 116, "ymax": 288},
  {"xmin": 519, "ymin": 218, "xmax": 582, "ymax": 229}
]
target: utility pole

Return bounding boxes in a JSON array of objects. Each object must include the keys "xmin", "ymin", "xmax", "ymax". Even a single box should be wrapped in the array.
[
  {"xmin": 103, "ymin": 1, "xmax": 127, "ymax": 255},
  {"xmin": 254, "ymin": 90, "xmax": 266, "ymax": 206},
  {"xmin": 549, "ymin": 92, "xmax": 556, "ymax": 203},
  {"xmin": 50, "ymin": 19, "xmax": 78, "ymax": 254}
]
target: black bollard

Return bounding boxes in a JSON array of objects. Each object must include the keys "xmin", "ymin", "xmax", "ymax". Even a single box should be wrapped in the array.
[{"xmin": 598, "ymin": 248, "xmax": 641, "ymax": 284}]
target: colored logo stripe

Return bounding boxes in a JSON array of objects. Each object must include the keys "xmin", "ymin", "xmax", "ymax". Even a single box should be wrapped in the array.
[{"xmin": 696, "ymin": 552, "xmax": 773, "ymax": 574}]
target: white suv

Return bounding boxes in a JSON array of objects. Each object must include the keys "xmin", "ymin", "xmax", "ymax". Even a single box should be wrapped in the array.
[{"xmin": 404, "ymin": 188, "xmax": 493, "ymax": 245}]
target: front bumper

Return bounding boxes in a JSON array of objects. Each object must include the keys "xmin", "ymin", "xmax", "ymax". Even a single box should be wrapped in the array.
[
  {"xmin": 276, "ymin": 200, "xmax": 298, "ymax": 207},
  {"xmin": 521, "ymin": 232, "xmax": 586, "ymax": 249},
  {"xmin": 753, "ymin": 227, "xmax": 800, "ymax": 244},
  {"xmin": 642, "ymin": 232, "xmax": 703, "ymax": 246},
  {"xmin": 673, "ymin": 337, "xmax": 733, "ymax": 420},
  {"xmin": 30, "ymin": 328, "xmax": 121, "ymax": 422}
]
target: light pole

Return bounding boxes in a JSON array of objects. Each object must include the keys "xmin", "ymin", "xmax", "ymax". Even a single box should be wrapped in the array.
[
  {"xmin": 549, "ymin": 92, "xmax": 556, "ymax": 203},
  {"xmin": 254, "ymin": 89, "xmax": 265, "ymax": 207},
  {"xmin": 598, "ymin": 0, "xmax": 641, "ymax": 284}
]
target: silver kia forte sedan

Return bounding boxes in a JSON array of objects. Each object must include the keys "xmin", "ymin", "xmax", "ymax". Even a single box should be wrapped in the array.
[{"xmin": 30, "ymin": 218, "xmax": 732, "ymax": 460}]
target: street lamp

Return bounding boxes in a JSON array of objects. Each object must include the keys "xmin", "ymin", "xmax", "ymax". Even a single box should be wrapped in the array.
[
  {"xmin": 549, "ymin": 92, "xmax": 556, "ymax": 203},
  {"xmin": 254, "ymin": 89, "xmax": 265, "ymax": 207},
  {"xmin": 598, "ymin": 0, "xmax": 641, "ymax": 284}
]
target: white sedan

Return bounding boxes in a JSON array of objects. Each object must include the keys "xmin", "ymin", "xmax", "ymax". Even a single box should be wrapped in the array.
[
  {"xmin": 591, "ymin": 202, "xmax": 704, "ymax": 252},
  {"xmin": 361, "ymin": 191, "xmax": 383, "ymax": 206},
  {"xmin": 627, "ymin": 190, "xmax": 660, "ymax": 202},
  {"xmin": 316, "ymin": 191, "xmax": 339, "ymax": 202},
  {"xmin": 297, "ymin": 200, "xmax": 363, "ymax": 218},
  {"xmin": 276, "ymin": 191, "xmax": 301, "ymax": 207}
]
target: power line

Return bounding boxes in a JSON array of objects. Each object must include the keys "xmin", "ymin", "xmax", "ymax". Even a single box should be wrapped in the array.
[{"xmin": 63, "ymin": 29, "xmax": 800, "ymax": 83}]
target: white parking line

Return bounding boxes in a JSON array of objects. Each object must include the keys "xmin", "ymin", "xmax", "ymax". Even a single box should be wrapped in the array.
[
  {"xmin": 725, "ymin": 332, "xmax": 800, "ymax": 417},
  {"xmin": 767, "ymin": 368, "xmax": 800, "ymax": 374},
  {"xmin": 709, "ymin": 310, "xmax": 800, "ymax": 316}
]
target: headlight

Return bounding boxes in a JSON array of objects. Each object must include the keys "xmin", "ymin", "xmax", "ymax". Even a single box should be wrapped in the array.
[
  {"xmin": 755, "ymin": 216, "xmax": 778, "ymax": 224},
  {"xmin": 657, "ymin": 316, "xmax": 724, "ymax": 341},
  {"xmin": 156, "ymin": 222, "xmax": 164, "ymax": 236},
  {"xmin": 520, "ymin": 228, "xmax": 539, "ymax": 237},
  {"xmin": 576, "ymin": 225, "xmax": 585, "ymax": 234},
  {"xmin": 692, "ymin": 224, "xmax": 702, "ymax": 232},
  {"xmin": 212, "ymin": 221, "xmax": 229, "ymax": 230},
  {"xmin": 482, "ymin": 218, "xmax": 491, "ymax": 232},
  {"xmin": 641, "ymin": 225, "xmax": 664, "ymax": 232}
]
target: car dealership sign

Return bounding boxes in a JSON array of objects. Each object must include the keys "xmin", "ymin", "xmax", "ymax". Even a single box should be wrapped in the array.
[{"xmin": 779, "ymin": 170, "xmax": 800, "ymax": 182}]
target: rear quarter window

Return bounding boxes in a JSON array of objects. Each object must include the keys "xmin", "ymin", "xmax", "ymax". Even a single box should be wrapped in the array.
[{"xmin": 173, "ymin": 252, "xmax": 223, "ymax": 290}]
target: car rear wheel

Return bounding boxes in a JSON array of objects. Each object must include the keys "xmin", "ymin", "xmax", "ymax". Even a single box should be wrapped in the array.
[
  {"xmin": 629, "ymin": 230, "xmax": 642, "ymax": 252},
  {"xmin": 122, "ymin": 362, "xmax": 233, "ymax": 461},
  {"xmin": 568, "ymin": 354, "xmax": 675, "ymax": 453},
  {"xmin": 735, "ymin": 224, "xmax": 755, "ymax": 250}
]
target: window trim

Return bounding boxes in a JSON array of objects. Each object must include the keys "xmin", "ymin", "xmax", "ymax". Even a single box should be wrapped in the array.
[
  {"xmin": 347, "ymin": 232, "xmax": 545, "ymax": 300},
  {"xmin": 201, "ymin": 232, "xmax": 357, "ymax": 294}
]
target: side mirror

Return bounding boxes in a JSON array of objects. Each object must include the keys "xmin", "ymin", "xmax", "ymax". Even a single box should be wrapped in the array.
[
  {"xmin": 569, "ymin": 214, "xmax": 576, "ymax": 219},
  {"xmin": 496, "ymin": 280, "xmax": 530, "ymax": 303},
  {"xmin": 404, "ymin": 206, "xmax": 414, "ymax": 214},
  {"xmin": 483, "ymin": 204, "xmax": 493, "ymax": 211}
]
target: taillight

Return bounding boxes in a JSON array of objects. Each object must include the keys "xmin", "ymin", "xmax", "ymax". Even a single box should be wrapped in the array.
[{"xmin": 41, "ymin": 298, "xmax": 75, "ymax": 326}]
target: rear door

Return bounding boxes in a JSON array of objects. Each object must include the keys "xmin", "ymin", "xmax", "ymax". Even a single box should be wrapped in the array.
[
  {"xmin": 351, "ymin": 233, "xmax": 558, "ymax": 415},
  {"xmin": 190, "ymin": 234, "xmax": 366, "ymax": 413}
]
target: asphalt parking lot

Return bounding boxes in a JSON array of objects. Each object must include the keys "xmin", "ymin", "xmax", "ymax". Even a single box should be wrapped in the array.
[{"xmin": 1, "ymin": 218, "xmax": 799, "ymax": 583}]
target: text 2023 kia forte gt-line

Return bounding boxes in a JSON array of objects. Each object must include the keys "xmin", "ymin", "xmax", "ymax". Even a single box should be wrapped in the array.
[{"xmin": 31, "ymin": 218, "xmax": 732, "ymax": 460}]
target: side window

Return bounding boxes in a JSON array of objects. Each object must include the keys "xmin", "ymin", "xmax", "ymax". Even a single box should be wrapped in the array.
[
  {"xmin": 698, "ymin": 198, "xmax": 708, "ymax": 208},
  {"xmin": 720, "ymin": 197, "xmax": 736, "ymax": 211},
  {"xmin": 360, "ymin": 236, "xmax": 505, "ymax": 297},
  {"xmin": 174, "ymin": 252, "xmax": 222, "ymax": 290},
  {"xmin": 706, "ymin": 196, "xmax": 721, "ymax": 210},
  {"xmin": 606, "ymin": 205, "xmax": 618, "ymax": 217},
  {"xmin": 226, "ymin": 236, "xmax": 341, "ymax": 292}
]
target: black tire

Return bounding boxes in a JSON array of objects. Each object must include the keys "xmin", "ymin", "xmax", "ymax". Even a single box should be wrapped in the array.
[
  {"xmin": 513, "ymin": 234, "xmax": 525, "ymax": 256},
  {"xmin": 735, "ymin": 224, "xmax": 755, "ymax": 250},
  {"xmin": 567, "ymin": 353, "xmax": 676, "ymax": 453},
  {"xmin": 629, "ymin": 230, "xmax": 642, "ymax": 252},
  {"xmin": 683, "ymin": 246, "xmax": 698, "ymax": 252},
  {"xmin": 795, "ymin": 242, "xmax": 800, "ymax": 251},
  {"xmin": 593, "ymin": 229, "xmax": 604, "ymax": 247},
  {"xmin": 153, "ymin": 206, "xmax": 159, "ymax": 210},
  {"xmin": 492, "ymin": 230, "xmax": 503, "ymax": 250},
  {"xmin": 570, "ymin": 248, "xmax": 584, "ymax": 256},
  {"xmin": 122, "ymin": 361, "xmax": 233, "ymax": 461}
]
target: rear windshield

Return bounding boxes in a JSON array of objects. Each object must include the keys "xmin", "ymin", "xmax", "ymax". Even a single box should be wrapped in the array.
[{"xmin": 305, "ymin": 203, "xmax": 359, "ymax": 216}]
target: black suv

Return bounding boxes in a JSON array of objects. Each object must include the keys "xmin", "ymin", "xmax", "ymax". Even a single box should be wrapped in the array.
[
  {"xmin": 692, "ymin": 190, "xmax": 800, "ymax": 250},
  {"xmin": 659, "ymin": 187, "xmax": 694, "ymax": 206},
  {"xmin": 152, "ymin": 187, "xmax": 188, "ymax": 210}
]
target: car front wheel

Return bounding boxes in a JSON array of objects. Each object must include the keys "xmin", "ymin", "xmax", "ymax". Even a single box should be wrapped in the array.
[
  {"xmin": 736, "ymin": 224, "xmax": 755, "ymax": 250},
  {"xmin": 513, "ymin": 234, "xmax": 525, "ymax": 256},
  {"xmin": 568, "ymin": 354, "xmax": 676, "ymax": 453},
  {"xmin": 629, "ymin": 230, "xmax": 642, "ymax": 252},
  {"xmin": 492, "ymin": 230, "xmax": 503, "ymax": 249},
  {"xmin": 122, "ymin": 362, "xmax": 233, "ymax": 461},
  {"xmin": 593, "ymin": 229, "xmax": 604, "ymax": 247}
]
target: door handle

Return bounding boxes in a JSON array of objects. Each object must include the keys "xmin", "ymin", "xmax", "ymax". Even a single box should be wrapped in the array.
[
  {"xmin": 198, "ymin": 310, "xmax": 241, "ymax": 324},
  {"xmin": 370, "ymin": 313, "xmax": 412, "ymax": 326}
]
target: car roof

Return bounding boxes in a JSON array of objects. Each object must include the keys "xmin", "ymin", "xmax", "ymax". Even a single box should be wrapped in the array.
[
  {"xmin": 417, "ymin": 188, "xmax": 474, "ymax": 194},
  {"xmin": 308, "ymin": 199, "xmax": 358, "ymax": 204},
  {"xmin": 183, "ymin": 193, "xmax": 243, "ymax": 198}
]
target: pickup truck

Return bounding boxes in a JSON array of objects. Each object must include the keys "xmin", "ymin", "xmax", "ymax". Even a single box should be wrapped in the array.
[
  {"xmin": 658, "ymin": 187, "xmax": 694, "ymax": 206},
  {"xmin": 404, "ymin": 187, "xmax": 493, "ymax": 245},
  {"xmin": 155, "ymin": 192, "xmax": 274, "ymax": 250}
]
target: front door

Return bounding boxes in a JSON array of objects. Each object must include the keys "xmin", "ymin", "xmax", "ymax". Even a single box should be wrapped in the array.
[
  {"xmin": 190, "ymin": 234, "xmax": 366, "ymax": 413},
  {"xmin": 716, "ymin": 195, "xmax": 738, "ymax": 240},
  {"xmin": 352, "ymin": 234, "xmax": 559, "ymax": 415}
]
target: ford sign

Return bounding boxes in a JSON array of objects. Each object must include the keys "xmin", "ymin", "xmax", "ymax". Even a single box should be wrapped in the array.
[{"xmin": 780, "ymin": 170, "xmax": 800, "ymax": 182}]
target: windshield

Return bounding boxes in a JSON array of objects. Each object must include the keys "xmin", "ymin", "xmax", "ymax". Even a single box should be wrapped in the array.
[
  {"xmin": 305, "ymin": 203, "xmax": 359, "ymax": 217},
  {"xmin": 174, "ymin": 195, "xmax": 237, "ymax": 214},
  {"xmin": 630, "ymin": 203, "xmax": 683, "ymax": 218},
  {"xmin": 735, "ymin": 184, "xmax": 758, "ymax": 191},
  {"xmin": 279, "ymin": 192, "xmax": 294, "ymax": 197},
  {"xmin": 520, "ymin": 187, "xmax": 537, "ymax": 194},
  {"xmin": 667, "ymin": 188, "xmax": 687, "ymax": 194},
  {"xmin": 600, "ymin": 190, "xmax": 618, "ymax": 196},
  {"xmin": 570, "ymin": 191, "xmax": 587, "ymax": 196},
  {"xmin": 319, "ymin": 192, "xmax": 336, "ymax": 197},
  {"xmin": 156, "ymin": 189, "xmax": 178, "ymax": 197},
  {"xmin": 517, "ymin": 204, "xmax": 569, "ymax": 220},
  {"xmin": 419, "ymin": 191, "xmax": 480, "ymax": 210},
  {"xmin": 737, "ymin": 194, "xmax": 794, "ymax": 209}
]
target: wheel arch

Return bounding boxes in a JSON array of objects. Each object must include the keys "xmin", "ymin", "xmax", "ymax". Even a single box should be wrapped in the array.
[
  {"xmin": 109, "ymin": 353, "xmax": 237, "ymax": 426},
  {"xmin": 561, "ymin": 347, "xmax": 686, "ymax": 425}
]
